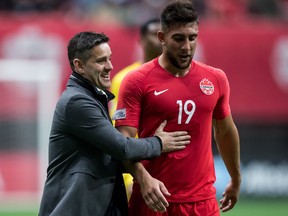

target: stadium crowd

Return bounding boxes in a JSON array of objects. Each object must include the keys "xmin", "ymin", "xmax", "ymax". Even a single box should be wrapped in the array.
[{"xmin": 0, "ymin": 0, "xmax": 287, "ymax": 25}]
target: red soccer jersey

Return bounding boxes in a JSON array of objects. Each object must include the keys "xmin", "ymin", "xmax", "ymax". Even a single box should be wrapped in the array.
[{"xmin": 115, "ymin": 58, "xmax": 231, "ymax": 202}]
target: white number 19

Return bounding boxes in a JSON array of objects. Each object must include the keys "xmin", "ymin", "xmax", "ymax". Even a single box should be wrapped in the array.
[{"xmin": 176, "ymin": 100, "xmax": 196, "ymax": 124}]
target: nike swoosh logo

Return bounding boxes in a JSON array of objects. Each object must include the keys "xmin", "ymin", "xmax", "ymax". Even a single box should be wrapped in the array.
[{"xmin": 154, "ymin": 89, "xmax": 169, "ymax": 96}]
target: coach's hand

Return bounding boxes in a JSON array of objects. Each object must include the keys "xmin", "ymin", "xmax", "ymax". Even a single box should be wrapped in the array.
[{"xmin": 154, "ymin": 120, "xmax": 191, "ymax": 153}]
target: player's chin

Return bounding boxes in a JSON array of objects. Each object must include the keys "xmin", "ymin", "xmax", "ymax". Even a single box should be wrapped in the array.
[{"xmin": 178, "ymin": 59, "xmax": 191, "ymax": 69}]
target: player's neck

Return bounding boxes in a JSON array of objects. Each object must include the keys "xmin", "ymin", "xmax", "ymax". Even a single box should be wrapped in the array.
[{"xmin": 158, "ymin": 55, "xmax": 191, "ymax": 77}]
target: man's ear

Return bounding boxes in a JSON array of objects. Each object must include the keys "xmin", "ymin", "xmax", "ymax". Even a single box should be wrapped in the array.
[
  {"xmin": 73, "ymin": 58, "xmax": 84, "ymax": 74},
  {"xmin": 157, "ymin": 31, "xmax": 165, "ymax": 45}
]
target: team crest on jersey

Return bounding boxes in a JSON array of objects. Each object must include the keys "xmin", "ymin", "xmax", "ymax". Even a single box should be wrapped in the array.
[
  {"xmin": 112, "ymin": 108, "xmax": 126, "ymax": 120},
  {"xmin": 199, "ymin": 78, "xmax": 214, "ymax": 95}
]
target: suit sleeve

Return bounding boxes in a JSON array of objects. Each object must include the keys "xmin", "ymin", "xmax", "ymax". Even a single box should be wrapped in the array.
[{"xmin": 65, "ymin": 94, "xmax": 161, "ymax": 161}]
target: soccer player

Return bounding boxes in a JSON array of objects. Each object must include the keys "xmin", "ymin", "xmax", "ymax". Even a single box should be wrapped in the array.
[{"xmin": 114, "ymin": 1, "xmax": 241, "ymax": 215}]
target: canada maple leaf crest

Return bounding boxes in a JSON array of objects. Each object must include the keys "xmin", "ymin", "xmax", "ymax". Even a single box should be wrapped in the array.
[{"xmin": 199, "ymin": 78, "xmax": 214, "ymax": 95}]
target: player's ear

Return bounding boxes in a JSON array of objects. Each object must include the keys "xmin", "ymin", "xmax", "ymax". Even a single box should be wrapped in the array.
[
  {"xmin": 157, "ymin": 31, "xmax": 165, "ymax": 45},
  {"xmin": 73, "ymin": 58, "xmax": 85, "ymax": 74}
]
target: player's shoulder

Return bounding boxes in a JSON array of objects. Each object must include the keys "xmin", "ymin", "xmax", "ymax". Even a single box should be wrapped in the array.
[
  {"xmin": 193, "ymin": 60, "xmax": 227, "ymax": 80},
  {"xmin": 125, "ymin": 59, "xmax": 158, "ymax": 80},
  {"xmin": 194, "ymin": 60, "xmax": 224, "ymax": 74}
]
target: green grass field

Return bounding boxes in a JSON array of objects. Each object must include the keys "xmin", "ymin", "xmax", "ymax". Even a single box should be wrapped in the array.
[
  {"xmin": 221, "ymin": 198, "xmax": 288, "ymax": 216},
  {"xmin": 0, "ymin": 198, "xmax": 287, "ymax": 216}
]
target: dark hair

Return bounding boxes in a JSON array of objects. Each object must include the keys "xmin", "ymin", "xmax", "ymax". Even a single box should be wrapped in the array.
[
  {"xmin": 140, "ymin": 18, "xmax": 160, "ymax": 37},
  {"xmin": 160, "ymin": 0, "xmax": 198, "ymax": 31},
  {"xmin": 67, "ymin": 31, "xmax": 109, "ymax": 70}
]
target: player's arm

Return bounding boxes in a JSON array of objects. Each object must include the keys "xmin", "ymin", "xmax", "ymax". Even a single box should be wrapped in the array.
[
  {"xmin": 118, "ymin": 125, "xmax": 171, "ymax": 213},
  {"xmin": 212, "ymin": 114, "xmax": 241, "ymax": 212}
]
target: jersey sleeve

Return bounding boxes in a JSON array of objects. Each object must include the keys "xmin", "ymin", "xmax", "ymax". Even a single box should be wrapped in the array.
[
  {"xmin": 109, "ymin": 62, "xmax": 141, "ymax": 118},
  {"xmin": 213, "ymin": 69, "xmax": 231, "ymax": 119},
  {"xmin": 114, "ymin": 69, "xmax": 145, "ymax": 128}
]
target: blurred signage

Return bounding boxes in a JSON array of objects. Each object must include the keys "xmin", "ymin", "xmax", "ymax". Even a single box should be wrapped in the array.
[{"xmin": 215, "ymin": 156, "xmax": 288, "ymax": 197}]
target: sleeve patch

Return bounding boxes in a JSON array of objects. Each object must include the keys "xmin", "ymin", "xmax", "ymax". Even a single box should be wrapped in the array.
[{"xmin": 112, "ymin": 108, "xmax": 126, "ymax": 120}]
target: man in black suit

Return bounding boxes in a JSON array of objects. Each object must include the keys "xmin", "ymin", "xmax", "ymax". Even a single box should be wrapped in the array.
[{"xmin": 38, "ymin": 31, "xmax": 190, "ymax": 216}]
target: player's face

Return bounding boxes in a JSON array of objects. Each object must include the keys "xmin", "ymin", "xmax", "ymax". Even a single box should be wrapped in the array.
[
  {"xmin": 81, "ymin": 43, "xmax": 113, "ymax": 90},
  {"xmin": 162, "ymin": 22, "xmax": 198, "ymax": 70}
]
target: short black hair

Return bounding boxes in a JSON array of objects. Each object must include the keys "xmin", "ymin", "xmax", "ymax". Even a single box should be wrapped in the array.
[
  {"xmin": 67, "ymin": 31, "xmax": 109, "ymax": 70},
  {"xmin": 139, "ymin": 18, "xmax": 160, "ymax": 37},
  {"xmin": 160, "ymin": 0, "xmax": 198, "ymax": 31}
]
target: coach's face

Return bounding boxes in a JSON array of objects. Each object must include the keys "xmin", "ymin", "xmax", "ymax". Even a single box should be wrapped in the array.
[{"xmin": 74, "ymin": 42, "xmax": 113, "ymax": 90}]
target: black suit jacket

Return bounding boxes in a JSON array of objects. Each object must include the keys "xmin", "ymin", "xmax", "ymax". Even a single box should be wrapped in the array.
[{"xmin": 39, "ymin": 72, "xmax": 162, "ymax": 216}]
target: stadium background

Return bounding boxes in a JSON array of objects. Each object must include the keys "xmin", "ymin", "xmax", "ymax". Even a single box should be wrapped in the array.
[{"xmin": 0, "ymin": 0, "xmax": 287, "ymax": 215}]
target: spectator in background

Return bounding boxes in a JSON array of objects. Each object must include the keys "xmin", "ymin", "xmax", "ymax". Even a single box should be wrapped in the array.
[
  {"xmin": 38, "ymin": 31, "xmax": 190, "ymax": 216},
  {"xmin": 1, "ymin": 0, "xmax": 286, "ymax": 22},
  {"xmin": 110, "ymin": 18, "xmax": 162, "ymax": 120},
  {"xmin": 115, "ymin": 1, "xmax": 241, "ymax": 215},
  {"xmin": 110, "ymin": 18, "xmax": 162, "ymax": 201},
  {"xmin": 0, "ymin": 0, "xmax": 71, "ymax": 12}
]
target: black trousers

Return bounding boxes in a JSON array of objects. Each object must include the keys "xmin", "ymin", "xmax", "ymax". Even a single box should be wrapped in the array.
[{"xmin": 106, "ymin": 171, "xmax": 128, "ymax": 216}]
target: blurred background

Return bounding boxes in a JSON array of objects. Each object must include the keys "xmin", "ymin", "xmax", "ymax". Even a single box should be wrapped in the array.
[{"xmin": 0, "ymin": 0, "xmax": 287, "ymax": 215}]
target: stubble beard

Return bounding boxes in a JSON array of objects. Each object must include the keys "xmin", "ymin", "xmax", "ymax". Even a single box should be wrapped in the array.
[{"xmin": 167, "ymin": 51, "xmax": 192, "ymax": 70}]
